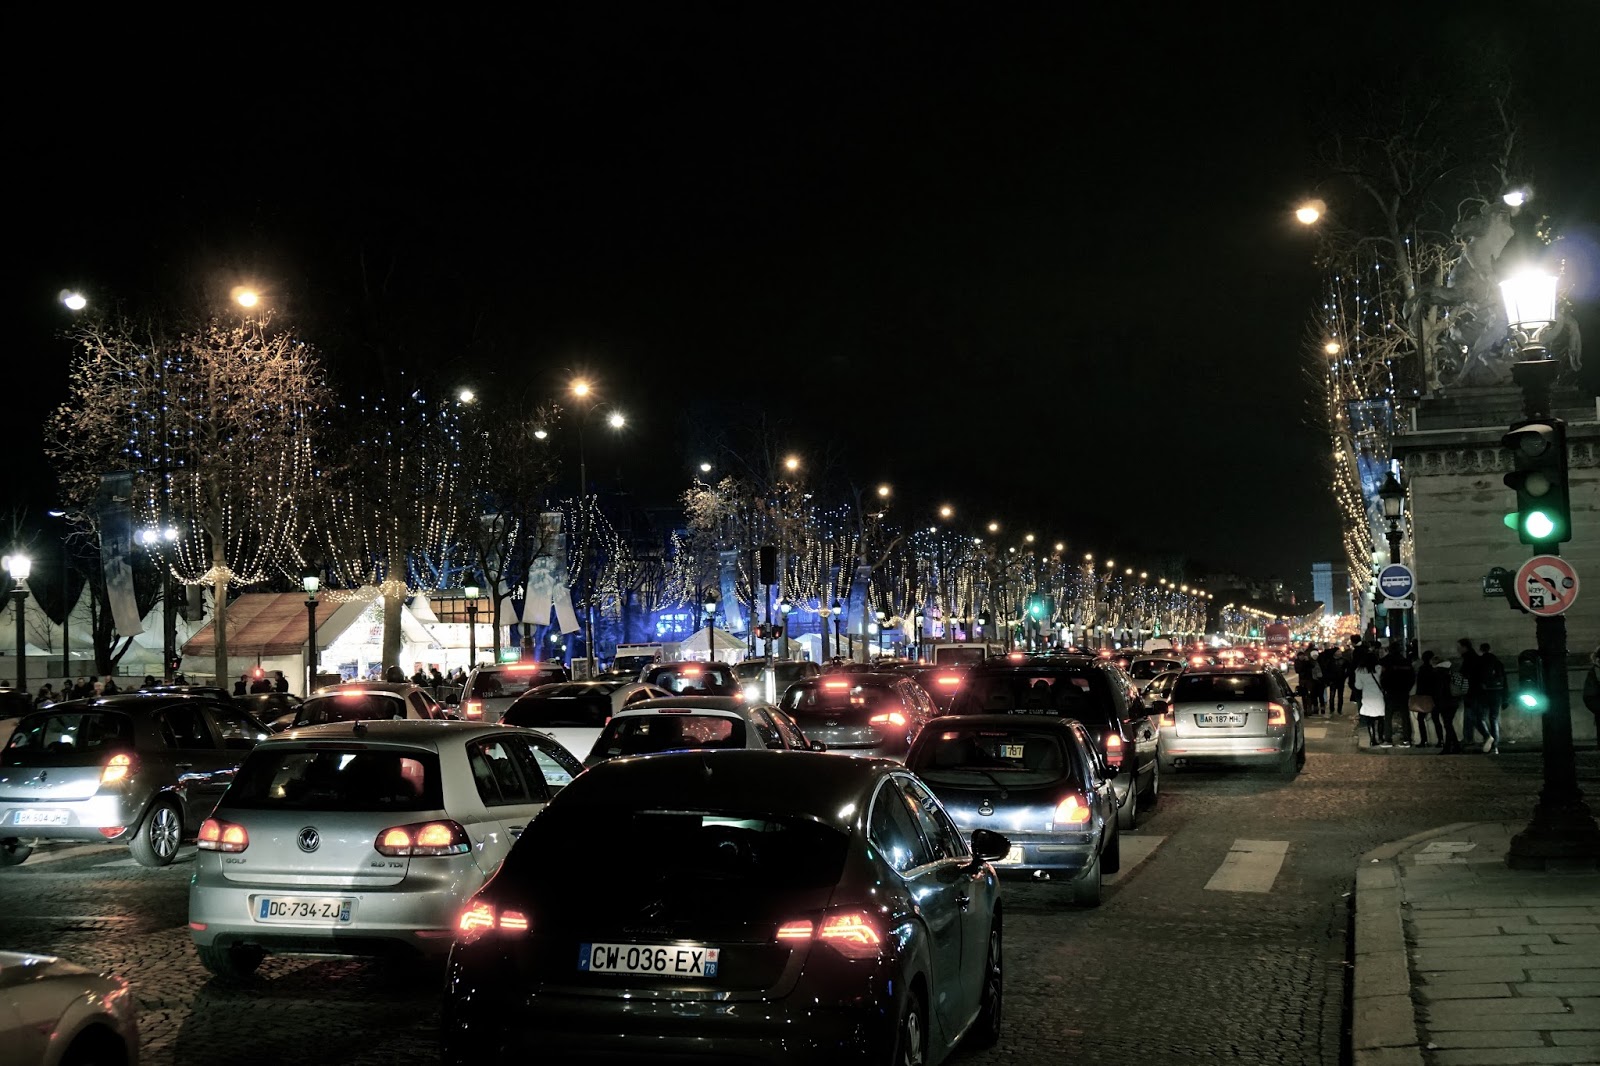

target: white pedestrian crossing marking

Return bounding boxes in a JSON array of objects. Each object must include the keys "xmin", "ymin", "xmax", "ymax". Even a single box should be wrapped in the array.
[
  {"xmin": 1305, "ymin": 725, "xmax": 1328, "ymax": 740},
  {"xmin": 1104, "ymin": 834, "xmax": 1165, "ymax": 885},
  {"xmin": 1204, "ymin": 839, "xmax": 1290, "ymax": 894}
]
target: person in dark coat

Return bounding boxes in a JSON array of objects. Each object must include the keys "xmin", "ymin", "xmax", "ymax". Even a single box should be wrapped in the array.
[
  {"xmin": 1319, "ymin": 644, "xmax": 1345, "ymax": 715},
  {"xmin": 1455, "ymin": 639, "xmax": 1485, "ymax": 748},
  {"xmin": 234, "ymin": 674, "xmax": 249, "ymax": 697},
  {"xmin": 1414, "ymin": 651, "xmax": 1456, "ymax": 749},
  {"xmin": 1378, "ymin": 643, "xmax": 1416, "ymax": 748}
]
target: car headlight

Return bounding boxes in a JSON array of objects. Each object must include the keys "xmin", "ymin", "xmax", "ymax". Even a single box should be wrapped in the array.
[{"xmin": 742, "ymin": 684, "xmax": 762, "ymax": 701}]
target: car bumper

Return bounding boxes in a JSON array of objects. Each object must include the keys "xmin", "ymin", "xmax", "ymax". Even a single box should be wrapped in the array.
[
  {"xmin": 188, "ymin": 853, "xmax": 484, "ymax": 958},
  {"xmin": 988, "ymin": 833, "xmax": 1097, "ymax": 878},
  {"xmin": 0, "ymin": 793, "xmax": 148, "ymax": 839},
  {"xmin": 1161, "ymin": 733, "xmax": 1291, "ymax": 765}
]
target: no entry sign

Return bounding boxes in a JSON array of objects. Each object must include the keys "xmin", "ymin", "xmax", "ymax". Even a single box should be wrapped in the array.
[{"xmin": 1514, "ymin": 555, "xmax": 1580, "ymax": 616}]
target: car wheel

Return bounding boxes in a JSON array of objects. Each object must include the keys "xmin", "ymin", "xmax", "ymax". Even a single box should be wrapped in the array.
[
  {"xmin": 893, "ymin": 987, "xmax": 928, "ymax": 1066},
  {"xmin": 129, "ymin": 799, "xmax": 183, "ymax": 867},
  {"xmin": 59, "ymin": 1027, "xmax": 130, "ymax": 1066},
  {"xmin": 1102, "ymin": 824, "xmax": 1122, "ymax": 874},
  {"xmin": 1277, "ymin": 744, "xmax": 1299, "ymax": 776},
  {"xmin": 968, "ymin": 924, "xmax": 1003, "ymax": 1048},
  {"xmin": 0, "ymin": 838, "xmax": 33, "ymax": 866},
  {"xmin": 196, "ymin": 942, "xmax": 265, "ymax": 983},
  {"xmin": 1296, "ymin": 741, "xmax": 1307, "ymax": 772},
  {"xmin": 1115, "ymin": 781, "xmax": 1139, "ymax": 830},
  {"xmin": 1070, "ymin": 850, "xmax": 1103, "ymax": 907}
]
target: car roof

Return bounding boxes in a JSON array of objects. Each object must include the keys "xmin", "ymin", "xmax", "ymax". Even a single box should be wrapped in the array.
[
  {"xmin": 919, "ymin": 713, "xmax": 1080, "ymax": 733},
  {"xmin": 615, "ymin": 696, "xmax": 757, "ymax": 716},
  {"xmin": 797, "ymin": 672, "xmax": 905, "ymax": 686},
  {"xmin": 308, "ymin": 682, "xmax": 416, "ymax": 697},
  {"xmin": 23, "ymin": 692, "xmax": 229, "ymax": 714},
  {"xmin": 268, "ymin": 719, "xmax": 549, "ymax": 749}
]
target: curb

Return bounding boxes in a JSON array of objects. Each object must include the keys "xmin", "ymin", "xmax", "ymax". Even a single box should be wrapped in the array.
[{"xmin": 1350, "ymin": 822, "xmax": 1483, "ymax": 1066}]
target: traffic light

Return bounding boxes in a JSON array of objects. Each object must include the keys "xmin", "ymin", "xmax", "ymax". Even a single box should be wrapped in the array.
[
  {"xmin": 1515, "ymin": 648, "xmax": 1545, "ymax": 712},
  {"xmin": 1503, "ymin": 419, "xmax": 1570, "ymax": 545},
  {"xmin": 1027, "ymin": 596, "xmax": 1046, "ymax": 620}
]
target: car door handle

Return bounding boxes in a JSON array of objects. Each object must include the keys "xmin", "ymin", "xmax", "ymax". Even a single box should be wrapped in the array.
[
  {"xmin": 507, "ymin": 825, "xmax": 526, "ymax": 838},
  {"xmin": 956, "ymin": 894, "xmax": 971, "ymax": 909}
]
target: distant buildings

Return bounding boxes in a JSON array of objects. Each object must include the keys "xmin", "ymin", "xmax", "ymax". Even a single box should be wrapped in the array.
[{"xmin": 1310, "ymin": 562, "xmax": 1349, "ymax": 616}]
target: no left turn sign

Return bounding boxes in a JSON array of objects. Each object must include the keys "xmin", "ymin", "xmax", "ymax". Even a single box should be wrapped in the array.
[{"xmin": 1514, "ymin": 555, "xmax": 1580, "ymax": 616}]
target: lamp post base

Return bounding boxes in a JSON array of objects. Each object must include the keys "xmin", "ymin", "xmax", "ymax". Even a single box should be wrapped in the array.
[{"xmin": 1507, "ymin": 798, "xmax": 1600, "ymax": 871}]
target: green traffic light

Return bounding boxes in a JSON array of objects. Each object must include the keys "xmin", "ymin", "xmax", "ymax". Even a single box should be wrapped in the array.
[
  {"xmin": 1504, "ymin": 512, "xmax": 1518, "ymax": 530},
  {"xmin": 1524, "ymin": 511, "xmax": 1556, "ymax": 540},
  {"xmin": 1518, "ymin": 691, "xmax": 1546, "ymax": 711}
]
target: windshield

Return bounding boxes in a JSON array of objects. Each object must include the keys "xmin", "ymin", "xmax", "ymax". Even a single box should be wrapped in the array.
[
  {"xmin": 911, "ymin": 725, "xmax": 1080, "ymax": 788},
  {"xmin": 1173, "ymin": 674, "xmax": 1271, "ymax": 702},
  {"xmin": 3, "ymin": 712, "xmax": 136, "ymax": 766},
  {"xmin": 224, "ymin": 747, "xmax": 443, "ymax": 811},
  {"xmin": 294, "ymin": 694, "xmax": 408, "ymax": 725},
  {"xmin": 590, "ymin": 713, "xmax": 746, "ymax": 760},
  {"xmin": 611, "ymin": 655, "xmax": 656, "ymax": 675},
  {"xmin": 1128, "ymin": 659, "xmax": 1181, "ymax": 680},
  {"xmin": 950, "ymin": 671, "xmax": 1117, "ymax": 729}
]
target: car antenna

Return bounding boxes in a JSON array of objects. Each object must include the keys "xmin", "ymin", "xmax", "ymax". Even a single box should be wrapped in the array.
[{"xmin": 353, "ymin": 721, "xmax": 368, "ymax": 739}]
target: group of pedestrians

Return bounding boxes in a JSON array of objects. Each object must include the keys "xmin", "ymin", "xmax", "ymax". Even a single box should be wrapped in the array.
[
  {"xmin": 1344, "ymin": 634, "xmax": 1507, "ymax": 753},
  {"xmin": 1292, "ymin": 643, "xmax": 1349, "ymax": 714}
]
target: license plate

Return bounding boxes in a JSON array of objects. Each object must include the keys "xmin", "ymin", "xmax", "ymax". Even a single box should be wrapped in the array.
[
  {"xmin": 578, "ymin": 942, "xmax": 720, "ymax": 977},
  {"xmin": 255, "ymin": 897, "xmax": 354, "ymax": 923},
  {"xmin": 1196, "ymin": 713, "xmax": 1246, "ymax": 727},
  {"xmin": 996, "ymin": 845, "xmax": 1025, "ymax": 865},
  {"xmin": 15, "ymin": 810, "xmax": 70, "ymax": 826}
]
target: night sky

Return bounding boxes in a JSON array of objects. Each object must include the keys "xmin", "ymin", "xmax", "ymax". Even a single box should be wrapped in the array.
[{"xmin": 11, "ymin": 5, "xmax": 1598, "ymax": 593}]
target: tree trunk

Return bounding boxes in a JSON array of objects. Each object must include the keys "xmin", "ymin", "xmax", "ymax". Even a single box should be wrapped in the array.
[
  {"xmin": 212, "ymin": 576, "xmax": 230, "ymax": 689},
  {"xmin": 382, "ymin": 584, "xmax": 404, "ymax": 676}
]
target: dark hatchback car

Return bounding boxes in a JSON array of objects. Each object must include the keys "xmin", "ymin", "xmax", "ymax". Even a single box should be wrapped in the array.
[
  {"xmin": 907, "ymin": 715, "xmax": 1120, "ymax": 905},
  {"xmin": 442, "ymin": 749, "xmax": 1008, "ymax": 1065},
  {"xmin": 640, "ymin": 661, "xmax": 742, "ymax": 696},
  {"xmin": 778, "ymin": 672, "xmax": 938, "ymax": 758},
  {"xmin": 947, "ymin": 660, "xmax": 1160, "ymax": 829},
  {"xmin": 886, "ymin": 662, "xmax": 971, "ymax": 712}
]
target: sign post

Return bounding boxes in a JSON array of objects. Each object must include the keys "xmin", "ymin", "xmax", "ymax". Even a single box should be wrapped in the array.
[{"xmin": 1378, "ymin": 564, "xmax": 1415, "ymax": 647}]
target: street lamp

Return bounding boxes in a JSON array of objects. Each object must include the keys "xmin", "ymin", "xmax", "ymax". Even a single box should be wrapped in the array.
[
  {"xmin": 3, "ymin": 555, "xmax": 31, "ymax": 696},
  {"xmin": 1379, "ymin": 471, "xmax": 1407, "ymax": 649},
  {"xmin": 874, "ymin": 608, "xmax": 887, "ymax": 658},
  {"xmin": 702, "ymin": 591, "xmax": 719, "ymax": 663},
  {"xmin": 778, "ymin": 597, "xmax": 793, "ymax": 660},
  {"xmin": 301, "ymin": 567, "xmax": 320, "ymax": 697},
  {"xmin": 569, "ymin": 376, "xmax": 627, "ymax": 678},
  {"xmin": 913, "ymin": 610, "xmax": 925, "ymax": 662},
  {"xmin": 140, "ymin": 526, "xmax": 180, "ymax": 680},
  {"xmin": 831, "ymin": 598, "xmax": 845, "ymax": 659},
  {"xmin": 464, "ymin": 583, "xmax": 481, "ymax": 671},
  {"xmin": 60, "ymin": 290, "xmax": 87, "ymax": 311}
]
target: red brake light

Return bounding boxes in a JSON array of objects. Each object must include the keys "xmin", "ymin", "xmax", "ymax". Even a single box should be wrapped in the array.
[
  {"xmin": 197, "ymin": 817, "xmax": 249, "ymax": 853},
  {"xmin": 935, "ymin": 675, "xmax": 962, "ymax": 688},
  {"xmin": 869, "ymin": 711, "xmax": 908, "ymax": 727},
  {"xmin": 1267, "ymin": 702, "xmax": 1287, "ymax": 726},
  {"xmin": 823, "ymin": 680, "xmax": 850, "ymax": 691},
  {"xmin": 1160, "ymin": 708, "xmax": 1175, "ymax": 727},
  {"xmin": 457, "ymin": 899, "xmax": 530, "ymax": 942},
  {"xmin": 817, "ymin": 911, "xmax": 882, "ymax": 959},
  {"xmin": 1103, "ymin": 732, "xmax": 1124, "ymax": 767},
  {"xmin": 776, "ymin": 919, "xmax": 813, "ymax": 940},
  {"xmin": 1052, "ymin": 794, "xmax": 1091, "ymax": 827},
  {"xmin": 101, "ymin": 752, "xmax": 134, "ymax": 786},
  {"xmin": 375, "ymin": 820, "xmax": 471, "ymax": 857}
]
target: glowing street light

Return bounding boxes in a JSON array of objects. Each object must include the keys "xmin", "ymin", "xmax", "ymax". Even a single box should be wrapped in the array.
[
  {"xmin": 938, "ymin": 504, "xmax": 954, "ymax": 520},
  {"xmin": 987, "ymin": 521, "xmax": 1000, "ymax": 534},
  {"xmin": 1024, "ymin": 533, "xmax": 1035, "ymax": 544},
  {"xmin": 607, "ymin": 410, "xmax": 626, "ymax": 429},
  {"xmin": 1295, "ymin": 200, "xmax": 1325, "ymax": 225},
  {"xmin": 458, "ymin": 388, "xmax": 476, "ymax": 404},
  {"xmin": 1324, "ymin": 340, "xmax": 1341, "ymax": 355},
  {"xmin": 784, "ymin": 455, "xmax": 800, "ymax": 472},
  {"xmin": 700, "ymin": 462, "xmax": 713, "ymax": 473},
  {"xmin": 232, "ymin": 287, "xmax": 260, "ymax": 308},
  {"xmin": 1054, "ymin": 542, "xmax": 1065, "ymax": 552},
  {"xmin": 59, "ymin": 290, "xmax": 87, "ymax": 311},
  {"xmin": 570, "ymin": 378, "xmax": 592, "ymax": 398},
  {"xmin": 877, "ymin": 484, "xmax": 891, "ymax": 498}
]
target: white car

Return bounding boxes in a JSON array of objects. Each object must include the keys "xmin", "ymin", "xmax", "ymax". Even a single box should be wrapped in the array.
[
  {"xmin": 581, "ymin": 696, "xmax": 823, "ymax": 768},
  {"xmin": 460, "ymin": 663, "xmax": 571, "ymax": 724},
  {"xmin": 0, "ymin": 951, "xmax": 139, "ymax": 1066},
  {"xmin": 187, "ymin": 720, "xmax": 583, "ymax": 981},
  {"xmin": 289, "ymin": 682, "xmax": 451, "ymax": 727},
  {"xmin": 497, "ymin": 680, "xmax": 671, "ymax": 762}
]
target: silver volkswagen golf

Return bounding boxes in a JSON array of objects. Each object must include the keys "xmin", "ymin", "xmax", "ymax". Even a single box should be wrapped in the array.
[{"xmin": 187, "ymin": 720, "xmax": 583, "ymax": 981}]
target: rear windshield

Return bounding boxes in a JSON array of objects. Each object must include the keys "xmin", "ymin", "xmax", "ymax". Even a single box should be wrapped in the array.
[
  {"xmin": 646, "ymin": 665, "xmax": 736, "ymax": 694},
  {"xmin": 1127, "ymin": 659, "xmax": 1181, "ymax": 680},
  {"xmin": 611, "ymin": 655, "xmax": 655, "ymax": 674},
  {"xmin": 911, "ymin": 726, "xmax": 1080, "ymax": 787},
  {"xmin": 932, "ymin": 646, "xmax": 990, "ymax": 665},
  {"xmin": 950, "ymin": 672, "xmax": 1117, "ymax": 728},
  {"xmin": 779, "ymin": 681, "xmax": 897, "ymax": 715},
  {"xmin": 503, "ymin": 694, "xmax": 612, "ymax": 728},
  {"xmin": 294, "ymin": 694, "xmax": 408, "ymax": 725},
  {"xmin": 3, "ymin": 712, "xmax": 136, "ymax": 766},
  {"xmin": 1173, "ymin": 674, "xmax": 1271, "ymax": 702},
  {"xmin": 471, "ymin": 668, "xmax": 564, "ymax": 699},
  {"xmin": 224, "ymin": 747, "xmax": 444, "ymax": 811},
  {"xmin": 510, "ymin": 805, "xmax": 846, "ymax": 890},
  {"xmin": 592, "ymin": 714, "xmax": 746, "ymax": 759}
]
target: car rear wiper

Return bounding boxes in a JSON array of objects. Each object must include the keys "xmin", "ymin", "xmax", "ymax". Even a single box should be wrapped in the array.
[{"xmin": 936, "ymin": 767, "xmax": 1009, "ymax": 798}]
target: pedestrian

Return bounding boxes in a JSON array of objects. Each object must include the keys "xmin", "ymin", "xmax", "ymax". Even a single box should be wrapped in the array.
[
  {"xmin": 141, "ymin": 675, "xmax": 158, "ymax": 689},
  {"xmin": 1454, "ymin": 639, "xmax": 1484, "ymax": 748},
  {"xmin": 1584, "ymin": 644, "xmax": 1600, "ymax": 749},
  {"xmin": 274, "ymin": 671, "xmax": 289, "ymax": 693},
  {"xmin": 1294, "ymin": 648, "xmax": 1317, "ymax": 710},
  {"xmin": 1355, "ymin": 656, "xmax": 1386, "ymax": 747},
  {"xmin": 34, "ymin": 683, "xmax": 53, "ymax": 705},
  {"xmin": 411, "ymin": 666, "xmax": 428, "ymax": 686},
  {"xmin": 430, "ymin": 666, "xmax": 446, "ymax": 691},
  {"xmin": 101, "ymin": 675, "xmax": 119, "ymax": 695},
  {"xmin": 1319, "ymin": 643, "xmax": 1344, "ymax": 715},
  {"xmin": 1412, "ymin": 651, "xmax": 1449, "ymax": 747},
  {"xmin": 234, "ymin": 673, "xmax": 249, "ymax": 697},
  {"xmin": 1430, "ymin": 650, "xmax": 1463, "ymax": 754},
  {"xmin": 1308, "ymin": 646, "xmax": 1327, "ymax": 714},
  {"xmin": 250, "ymin": 672, "xmax": 272, "ymax": 694},
  {"xmin": 1378, "ymin": 642, "xmax": 1416, "ymax": 747},
  {"xmin": 174, "ymin": 672, "xmax": 187, "ymax": 685},
  {"xmin": 1478, "ymin": 642, "xmax": 1507, "ymax": 754},
  {"xmin": 72, "ymin": 678, "xmax": 94, "ymax": 699}
]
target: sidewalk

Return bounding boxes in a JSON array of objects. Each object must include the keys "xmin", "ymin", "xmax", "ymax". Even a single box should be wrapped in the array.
[{"xmin": 1353, "ymin": 821, "xmax": 1600, "ymax": 1065}]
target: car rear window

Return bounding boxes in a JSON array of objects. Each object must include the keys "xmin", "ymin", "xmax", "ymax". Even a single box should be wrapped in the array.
[
  {"xmin": 471, "ymin": 668, "xmax": 565, "ymax": 699},
  {"xmin": 593, "ymin": 714, "xmax": 746, "ymax": 758},
  {"xmin": 646, "ymin": 665, "xmax": 736, "ymax": 693},
  {"xmin": 949, "ymin": 672, "xmax": 1116, "ymax": 728},
  {"xmin": 224, "ymin": 747, "xmax": 444, "ymax": 811},
  {"xmin": 503, "ymin": 693, "xmax": 612, "ymax": 728},
  {"xmin": 3, "ymin": 712, "xmax": 136, "ymax": 766},
  {"xmin": 1127, "ymin": 659, "xmax": 1181, "ymax": 681},
  {"xmin": 911, "ymin": 726, "xmax": 1081, "ymax": 787},
  {"xmin": 294, "ymin": 694, "xmax": 408, "ymax": 725},
  {"xmin": 780, "ymin": 680, "xmax": 896, "ymax": 711},
  {"xmin": 1173, "ymin": 674, "xmax": 1271, "ymax": 702}
]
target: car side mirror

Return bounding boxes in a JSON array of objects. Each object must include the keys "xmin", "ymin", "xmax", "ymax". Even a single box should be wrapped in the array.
[
  {"xmin": 969, "ymin": 827, "xmax": 1011, "ymax": 863},
  {"xmin": 810, "ymin": 739, "xmax": 827, "ymax": 753}
]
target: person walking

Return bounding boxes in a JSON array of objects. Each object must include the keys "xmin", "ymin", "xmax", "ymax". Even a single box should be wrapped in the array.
[
  {"xmin": 1355, "ymin": 653, "xmax": 1386, "ymax": 746},
  {"xmin": 1379, "ymin": 643, "xmax": 1416, "ymax": 747},
  {"xmin": 1454, "ymin": 639, "xmax": 1484, "ymax": 749},
  {"xmin": 1320, "ymin": 643, "xmax": 1345, "ymax": 715},
  {"xmin": 1294, "ymin": 648, "xmax": 1317, "ymax": 713},
  {"xmin": 1478, "ymin": 642, "xmax": 1507, "ymax": 754},
  {"xmin": 1413, "ymin": 651, "xmax": 1451, "ymax": 747},
  {"xmin": 1432, "ymin": 649, "xmax": 1463, "ymax": 754},
  {"xmin": 234, "ymin": 673, "xmax": 249, "ymax": 697}
]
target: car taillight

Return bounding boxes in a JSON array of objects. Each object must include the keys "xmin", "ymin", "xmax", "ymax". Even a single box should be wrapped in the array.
[
  {"xmin": 1104, "ymin": 732, "xmax": 1124, "ymax": 767},
  {"xmin": 456, "ymin": 899, "xmax": 531, "ymax": 943},
  {"xmin": 100, "ymin": 752, "xmax": 134, "ymax": 786},
  {"xmin": 463, "ymin": 700, "xmax": 483, "ymax": 719},
  {"xmin": 1160, "ymin": 708, "xmax": 1175, "ymax": 727},
  {"xmin": 775, "ymin": 909, "xmax": 883, "ymax": 959},
  {"xmin": 1052, "ymin": 794, "xmax": 1091, "ymax": 828},
  {"xmin": 823, "ymin": 680, "xmax": 850, "ymax": 691},
  {"xmin": 197, "ymin": 817, "xmax": 249, "ymax": 853},
  {"xmin": 375, "ymin": 820, "xmax": 471, "ymax": 857},
  {"xmin": 1267, "ymin": 702, "xmax": 1287, "ymax": 726},
  {"xmin": 869, "ymin": 711, "xmax": 908, "ymax": 727},
  {"xmin": 935, "ymin": 675, "xmax": 962, "ymax": 688}
]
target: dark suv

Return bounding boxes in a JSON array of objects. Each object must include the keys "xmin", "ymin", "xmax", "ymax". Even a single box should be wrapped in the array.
[
  {"xmin": 947, "ymin": 659, "xmax": 1160, "ymax": 829},
  {"xmin": 777, "ymin": 673, "xmax": 938, "ymax": 758},
  {"xmin": 0, "ymin": 693, "xmax": 272, "ymax": 867}
]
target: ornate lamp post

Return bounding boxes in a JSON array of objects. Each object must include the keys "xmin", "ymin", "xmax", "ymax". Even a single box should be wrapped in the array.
[
  {"xmin": 301, "ymin": 567, "xmax": 320, "ymax": 697},
  {"xmin": 914, "ymin": 610, "xmax": 925, "ymax": 662},
  {"xmin": 1378, "ymin": 471, "xmax": 1407, "ymax": 650},
  {"xmin": 140, "ymin": 526, "xmax": 180, "ymax": 680},
  {"xmin": 3, "ymin": 555, "xmax": 31, "ymax": 695},
  {"xmin": 778, "ymin": 597, "xmax": 793, "ymax": 661},
  {"xmin": 703, "ymin": 590, "xmax": 719, "ymax": 663},
  {"xmin": 568, "ymin": 377, "xmax": 627, "ymax": 679},
  {"xmin": 464, "ymin": 583, "xmax": 481, "ymax": 671},
  {"xmin": 874, "ymin": 608, "xmax": 887, "ymax": 658}
]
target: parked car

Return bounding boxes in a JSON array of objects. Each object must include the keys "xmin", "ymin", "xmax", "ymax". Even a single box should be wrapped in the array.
[
  {"xmin": 639, "ymin": 661, "xmax": 741, "ymax": 696},
  {"xmin": 733, "ymin": 659, "xmax": 822, "ymax": 703},
  {"xmin": 498, "ymin": 680, "xmax": 671, "ymax": 761},
  {"xmin": 776, "ymin": 672, "xmax": 938, "ymax": 758},
  {"xmin": 237, "ymin": 692, "xmax": 305, "ymax": 732},
  {"xmin": 442, "ymin": 749, "xmax": 1008, "ymax": 1065},
  {"xmin": 187, "ymin": 720, "xmax": 584, "ymax": 981},
  {"xmin": 0, "ymin": 950, "xmax": 140, "ymax": 1066},
  {"xmin": 0, "ymin": 693, "xmax": 273, "ymax": 867},
  {"xmin": 0, "ymin": 689, "xmax": 33, "ymax": 750},
  {"xmin": 1157, "ymin": 665, "xmax": 1306, "ymax": 775},
  {"xmin": 288, "ymin": 682, "xmax": 448, "ymax": 728},
  {"xmin": 947, "ymin": 659, "xmax": 1160, "ymax": 829},
  {"xmin": 906, "ymin": 714, "xmax": 1120, "ymax": 905},
  {"xmin": 460, "ymin": 663, "xmax": 572, "ymax": 724},
  {"xmin": 581, "ymin": 697, "xmax": 820, "ymax": 767}
]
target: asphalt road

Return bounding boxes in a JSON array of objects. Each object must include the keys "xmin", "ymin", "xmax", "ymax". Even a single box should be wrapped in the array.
[{"xmin": 0, "ymin": 719, "xmax": 1563, "ymax": 1066}]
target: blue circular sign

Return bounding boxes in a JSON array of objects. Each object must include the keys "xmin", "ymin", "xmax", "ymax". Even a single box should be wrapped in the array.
[{"xmin": 1379, "ymin": 564, "xmax": 1415, "ymax": 600}]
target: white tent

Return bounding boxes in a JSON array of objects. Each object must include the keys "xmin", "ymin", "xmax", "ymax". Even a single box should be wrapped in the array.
[{"xmin": 678, "ymin": 627, "xmax": 749, "ymax": 662}]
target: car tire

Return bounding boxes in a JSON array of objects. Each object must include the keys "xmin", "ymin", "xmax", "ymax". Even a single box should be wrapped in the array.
[
  {"xmin": 1102, "ymin": 825, "xmax": 1122, "ymax": 874},
  {"xmin": 196, "ymin": 942, "xmax": 265, "ymax": 983},
  {"xmin": 129, "ymin": 799, "xmax": 183, "ymax": 867},
  {"xmin": 1116, "ymin": 781, "xmax": 1139, "ymax": 830},
  {"xmin": 0, "ymin": 838, "xmax": 33, "ymax": 866},
  {"xmin": 1277, "ymin": 744, "xmax": 1299, "ymax": 776},
  {"xmin": 967, "ymin": 924, "xmax": 1003, "ymax": 1048},
  {"xmin": 1070, "ymin": 850, "xmax": 1103, "ymax": 907},
  {"xmin": 893, "ymin": 987, "xmax": 928, "ymax": 1066},
  {"xmin": 1144, "ymin": 757, "xmax": 1160, "ymax": 800}
]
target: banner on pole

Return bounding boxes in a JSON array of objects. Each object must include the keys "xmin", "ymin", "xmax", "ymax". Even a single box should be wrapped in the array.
[
  {"xmin": 95, "ymin": 471, "xmax": 144, "ymax": 636},
  {"xmin": 523, "ymin": 513, "xmax": 580, "ymax": 634}
]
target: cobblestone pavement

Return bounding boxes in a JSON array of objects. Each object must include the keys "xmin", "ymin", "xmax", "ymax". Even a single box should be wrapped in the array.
[{"xmin": 0, "ymin": 718, "xmax": 1570, "ymax": 1066}]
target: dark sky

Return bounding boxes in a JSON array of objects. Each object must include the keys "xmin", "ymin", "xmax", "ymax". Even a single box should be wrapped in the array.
[{"xmin": 11, "ymin": 4, "xmax": 1598, "ymax": 592}]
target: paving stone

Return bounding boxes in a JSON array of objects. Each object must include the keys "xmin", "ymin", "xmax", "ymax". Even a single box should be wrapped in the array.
[
  {"xmin": 1536, "ymin": 984, "xmax": 1600, "ymax": 997},
  {"xmin": 1424, "ymin": 1011, "xmax": 1600, "ymax": 1031},
  {"xmin": 1419, "ymin": 984, "xmax": 1513, "ymax": 1000},
  {"xmin": 1549, "ymin": 1031, "xmax": 1600, "ymax": 1047},
  {"xmin": 1416, "ymin": 933, "xmax": 1555, "ymax": 950},
  {"xmin": 1426, "ymin": 1030, "xmax": 1550, "ymax": 1048},
  {"xmin": 1423, "ymin": 965, "xmax": 1533, "ymax": 984},
  {"xmin": 1412, "ymin": 918, "xmax": 1528, "ymax": 937},
  {"xmin": 1433, "ymin": 1050, "xmax": 1600, "ymax": 1065},
  {"xmin": 1425, "ymin": 996, "xmax": 1569, "ymax": 1015}
]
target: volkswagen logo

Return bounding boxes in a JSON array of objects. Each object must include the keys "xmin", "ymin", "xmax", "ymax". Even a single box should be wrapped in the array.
[
  {"xmin": 977, "ymin": 800, "xmax": 994, "ymax": 817},
  {"xmin": 297, "ymin": 827, "xmax": 320, "ymax": 853}
]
